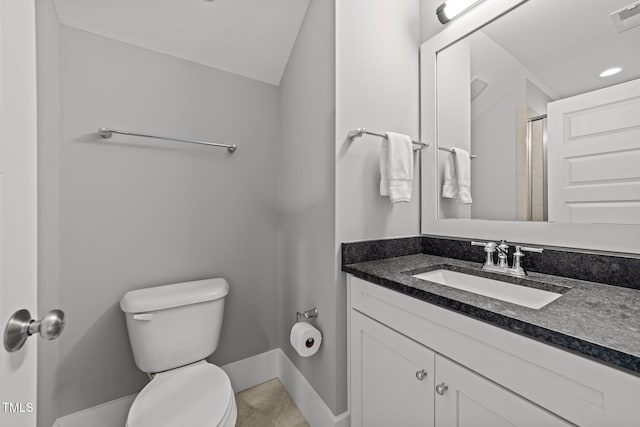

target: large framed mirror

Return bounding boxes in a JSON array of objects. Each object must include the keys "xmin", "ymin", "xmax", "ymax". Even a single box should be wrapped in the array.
[{"xmin": 420, "ymin": 0, "xmax": 640, "ymax": 253}]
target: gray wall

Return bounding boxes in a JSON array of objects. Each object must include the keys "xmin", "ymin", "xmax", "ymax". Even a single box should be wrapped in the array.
[
  {"xmin": 421, "ymin": 0, "xmax": 446, "ymax": 43},
  {"xmin": 55, "ymin": 26, "xmax": 280, "ymax": 416},
  {"xmin": 38, "ymin": 0, "xmax": 422, "ymax": 421},
  {"xmin": 278, "ymin": 0, "xmax": 338, "ymax": 414},
  {"xmin": 334, "ymin": 0, "xmax": 421, "ymax": 414},
  {"xmin": 336, "ymin": 0, "xmax": 421, "ymax": 243},
  {"xmin": 279, "ymin": 0, "xmax": 421, "ymax": 415},
  {"xmin": 279, "ymin": 0, "xmax": 421, "ymax": 416}
]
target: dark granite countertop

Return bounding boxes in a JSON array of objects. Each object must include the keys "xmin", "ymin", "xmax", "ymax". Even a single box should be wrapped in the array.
[{"xmin": 343, "ymin": 254, "xmax": 640, "ymax": 376}]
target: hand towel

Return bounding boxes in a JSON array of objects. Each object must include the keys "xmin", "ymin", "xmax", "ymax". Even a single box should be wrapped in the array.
[
  {"xmin": 380, "ymin": 132, "xmax": 414, "ymax": 203},
  {"xmin": 379, "ymin": 137, "xmax": 390, "ymax": 196},
  {"xmin": 442, "ymin": 153, "xmax": 458, "ymax": 198},
  {"xmin": 451, "ymin": 147, "xmax": 472, "ymax": 204}
]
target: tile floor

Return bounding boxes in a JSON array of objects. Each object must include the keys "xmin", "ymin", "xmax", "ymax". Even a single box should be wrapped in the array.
[{"xmin": 235, "ymin": 378, "xmax": 310, "ymax": 427}]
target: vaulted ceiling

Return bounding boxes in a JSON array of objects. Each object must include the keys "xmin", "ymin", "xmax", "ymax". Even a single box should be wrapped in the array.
[
  {"xmin": 53, "ymin": 0, "xmax": 310, "ymax": 86},
  {"xmin": 482, "ymin": 0, "xmax": 640, "ymax": 99}
]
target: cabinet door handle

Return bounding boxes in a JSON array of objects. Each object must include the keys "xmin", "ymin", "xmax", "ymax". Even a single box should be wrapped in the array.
[
  {"xmin": 415, "ymin": 369, "xmax": 428, "ymax": 381},
  {"xmin": 436, "ymin": 383, "xmax": 448, "ymax": 395}
]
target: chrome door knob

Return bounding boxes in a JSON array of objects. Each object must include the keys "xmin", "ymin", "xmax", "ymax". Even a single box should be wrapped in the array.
[
  {"xmin": 4, "ymin": 309, "xmax": 66, "ymax": 352},
  {"xmin": 436, "ymin": 383, "xmax": 449, "ymax": 395},
  {"xmin": 30, "ymin": 309, "xmax": 65, "ymax": 340},
  {"xmin": 415, "ymin": 370, "xmax": 428, "ymax": 381}
]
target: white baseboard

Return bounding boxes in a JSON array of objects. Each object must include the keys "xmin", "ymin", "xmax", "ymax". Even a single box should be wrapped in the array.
[
  {"xmin": 276, "ymin": 349, "xmax": 350, "ymax": 427},
  {"xmin": 53, "ymin": 393, "xmax": 136, "ymax": 427},
  {"xmin": 221, "ymin": 348, "xmax": 280, "ymax": 392},
  {"xmin": 53, "ymin": 348, "xmax": 350, "ymax": 427}
]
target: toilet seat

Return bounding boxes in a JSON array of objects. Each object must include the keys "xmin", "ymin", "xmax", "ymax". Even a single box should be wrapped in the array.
[{"xmin": 126, "ymin": 361, "xmax": 236, "ymax": 427}]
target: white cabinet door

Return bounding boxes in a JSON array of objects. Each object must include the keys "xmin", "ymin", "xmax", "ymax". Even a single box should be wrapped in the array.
[
  {"xmin": 434, "ymin": 355, "xmax": 571, "ymax": 427},
  {"xmin": 350, "ymin": 311, "xmax": 435, "ymax": 427},
  {"xmin": 547, "ymin": 78, "xmax": 640, "ymax": 224}
]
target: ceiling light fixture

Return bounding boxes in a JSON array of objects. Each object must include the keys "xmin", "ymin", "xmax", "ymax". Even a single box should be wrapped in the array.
[
  {"xmin": 599, "ymin": 67, "xmax": 623, "ymax": 77},
  {"xmin": 436, "ymin": 0, "xmax": 483, "ymax": 24}
]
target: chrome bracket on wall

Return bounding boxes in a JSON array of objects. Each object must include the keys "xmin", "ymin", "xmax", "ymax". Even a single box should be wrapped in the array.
[{"xmin": 296, "ymin": 308, "xmax": 318, "ymax": 322}]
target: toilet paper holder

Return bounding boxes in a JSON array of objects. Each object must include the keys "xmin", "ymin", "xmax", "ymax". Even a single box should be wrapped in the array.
[{"xmin": 296, "ymin": 308, "xmax": 318, "ymax": 322}]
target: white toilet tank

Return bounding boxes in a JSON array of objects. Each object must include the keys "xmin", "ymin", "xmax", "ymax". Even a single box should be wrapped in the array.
[{"xmin": 120, "ymin": 278, "xmax": 229, "ymax": 374}]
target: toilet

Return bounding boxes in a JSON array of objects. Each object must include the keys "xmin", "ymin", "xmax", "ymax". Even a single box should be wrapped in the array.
[{"xmin": 120, "ymin": 278, "xmax": 237, "ymax": 427}]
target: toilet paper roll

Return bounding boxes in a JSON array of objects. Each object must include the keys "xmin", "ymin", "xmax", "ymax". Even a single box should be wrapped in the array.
[{"xmin": 290, "ymin": 322, "xmax": 322, "ymax": 357}]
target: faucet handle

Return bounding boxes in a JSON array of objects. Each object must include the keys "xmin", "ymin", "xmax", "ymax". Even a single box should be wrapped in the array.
[
  {"xmin": 512, "ymin": 246, "xmax": 526, "ymax": 276},
  {"xmin": 471, "ymin": 241, "xmax": 496, "ymax": 267},
  {"xmin": 496, "ymin": 240, "xmax": 509, "ymax": 267},
  {"xmin": 520, "ymin": 246, "xmax": 544, "ymax": 254},
  {"xmin": 471, "ymin": 241, "xmax": 496, "ymax": 251},
  {"xmin": 511, "ymin": 246, "xmax": 542, "ymax": 276}
]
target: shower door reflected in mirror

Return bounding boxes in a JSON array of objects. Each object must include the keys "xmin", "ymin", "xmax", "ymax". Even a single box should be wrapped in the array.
[
  {"xmin": 435, "ymin": 0, "xmax": 640, "ymax": 224},
  {"xmin": 516, "ymin": 113, "xmax": 546, "ymax": 222}
]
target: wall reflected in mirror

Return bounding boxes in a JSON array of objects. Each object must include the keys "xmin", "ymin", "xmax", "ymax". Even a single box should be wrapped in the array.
[{"xmin": 436, "ymin": 0, "xmax": 640, "ymax": 224}]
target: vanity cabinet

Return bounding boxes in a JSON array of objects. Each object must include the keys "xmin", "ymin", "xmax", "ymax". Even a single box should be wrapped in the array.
[
  {"xmin": 351, "ymin": 311, "xmax": 435, "ymax": 427},
  {"xmin": 351, "ymin": 311, "xmax": 569, "ymax": 427},
  {"xmin": 434, "ymin": 355, "xmax": 569, "ymax": 427},
  {"xmin": 348, "ymin": 275, "xmax": 640, "ymax": 427}
]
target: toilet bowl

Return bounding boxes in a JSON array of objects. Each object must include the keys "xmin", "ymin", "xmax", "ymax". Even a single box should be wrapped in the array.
[
  {"xmin": 125, "ymin": 361, "xmax": 236, "ymax": 427},
  {"xmin": 120, "ymin": 278, "xmax": 236, "ymax": 427}
]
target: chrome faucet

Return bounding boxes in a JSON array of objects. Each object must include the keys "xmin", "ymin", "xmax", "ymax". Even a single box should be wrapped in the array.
[
  {"xmin": 496, "ymin": 240, "xmax": 509, "ymax": 268},
  {"xmin": 471, "ymin": 240, "xmax": 543, "ymax": 277}
]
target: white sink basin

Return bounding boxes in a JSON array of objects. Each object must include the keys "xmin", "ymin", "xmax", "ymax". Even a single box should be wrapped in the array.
[{"xmin": 412, "ymin": 269, "xmax": 562, "ymax": 309}]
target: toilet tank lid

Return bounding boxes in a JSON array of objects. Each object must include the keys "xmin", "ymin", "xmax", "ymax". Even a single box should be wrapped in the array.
[{"xmin": 120, "ymin": 278, "xmax": 229, "ymax": 313}]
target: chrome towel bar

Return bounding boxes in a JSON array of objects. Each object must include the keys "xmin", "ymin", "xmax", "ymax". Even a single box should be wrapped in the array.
[
  {"xmin": 99, "ymin": 128, "xmax": 237, "ymax": 153},
  {"xmin": 347, "ymin": 128, "xmax": 477, "ymax": 158},
  {"xmin": 439, "ymin": 146, "xmax": 477, "ymax": 159},
  {"xmin": 347, "ymin": 128, "xmax": 429, "ymax": 150}
]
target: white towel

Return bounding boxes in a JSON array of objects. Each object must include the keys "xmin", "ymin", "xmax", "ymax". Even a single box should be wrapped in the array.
[
  {"xmin": 380, "ymin": 132, "xmax": 414, "ymax": 203},
  {"xmin": 451, "ymin": 147, "xmax": 472, "ymax": 204},
  {"xmin": 442, "ymin": 153, "xmax": 458, "ymax": 198}
]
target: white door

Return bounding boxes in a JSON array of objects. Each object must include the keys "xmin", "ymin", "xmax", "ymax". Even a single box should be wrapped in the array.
[
  {"xmin": 0, "ymin": 0, "xmax": 38, "ymax": 426},
  {"xmin": 547, "ymin": 78, "xmax": 640, "ymax": 224},
  {"xmin": 434, "ymin": 355, "xmax": 571, "ymax": 427},
  {"xmin": 350, "ymin": 310, "xmax": 435, "ymax": 427}
]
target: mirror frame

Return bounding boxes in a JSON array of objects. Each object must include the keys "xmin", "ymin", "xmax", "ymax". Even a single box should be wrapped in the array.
[{"xmin": 420, "ymin": 0, "xmax": 640, "ymax": 254}]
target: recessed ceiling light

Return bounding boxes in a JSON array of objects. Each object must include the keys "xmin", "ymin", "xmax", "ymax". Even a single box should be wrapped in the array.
[{"xmin": 600, "ymin": 67, "xmax": 623, "ymax": 77}]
